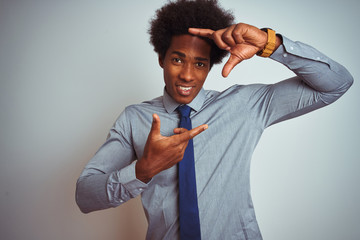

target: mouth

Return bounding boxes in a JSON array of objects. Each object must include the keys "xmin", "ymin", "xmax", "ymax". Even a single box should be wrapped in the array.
[{"xmin": 177, "ymin": 85, "xmax": 193, "ymax": 96}]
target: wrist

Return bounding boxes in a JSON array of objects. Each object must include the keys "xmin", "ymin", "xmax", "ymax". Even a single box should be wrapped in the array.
[
  {"xmin": 135, "ymin": 159, "xmax": 152, "ymax": 183},
  {"xmin": 257, "ymin": 28, "xmax": 278, "ymax": 57}
]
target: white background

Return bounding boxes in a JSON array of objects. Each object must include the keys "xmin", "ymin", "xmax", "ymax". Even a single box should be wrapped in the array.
[{"xmin": 1, "ymin": 0, "xmax": 359, "ymax": 239}]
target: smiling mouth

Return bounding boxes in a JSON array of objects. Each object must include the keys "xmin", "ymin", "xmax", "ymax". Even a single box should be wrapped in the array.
[{"xmin": 177, "ymin": 86, "xmax": 193, "ymax": 96}]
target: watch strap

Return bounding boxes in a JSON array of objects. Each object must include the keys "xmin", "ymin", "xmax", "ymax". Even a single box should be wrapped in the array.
[{"xmin": 257, "ymin": 28, "xmax": 277, "ymax": 57}]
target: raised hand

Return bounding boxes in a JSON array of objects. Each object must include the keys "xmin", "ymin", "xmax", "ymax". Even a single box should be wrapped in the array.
[
  {"xmin": 189, "ymin": 23, "xmax": 280, "ymax": 77},
  {"xmin": 135, "ymin": 113, "xmax": 208, "ymax": 183}
]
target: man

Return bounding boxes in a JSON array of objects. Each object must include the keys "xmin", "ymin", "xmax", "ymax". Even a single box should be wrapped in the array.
[{"xmin": 76, "ymin": 0, "xmax": 353, "ymax": 239}]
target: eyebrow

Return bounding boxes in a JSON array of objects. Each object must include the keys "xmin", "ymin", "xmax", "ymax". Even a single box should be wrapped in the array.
[{"xmin": 171, "ymin": 51, "xmax": 209, "ymax": 62}]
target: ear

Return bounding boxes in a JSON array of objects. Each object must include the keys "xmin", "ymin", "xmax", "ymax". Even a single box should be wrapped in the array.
[{"xmin": 158, "ymin": 55, "xmax": 164, "ymax": 68}]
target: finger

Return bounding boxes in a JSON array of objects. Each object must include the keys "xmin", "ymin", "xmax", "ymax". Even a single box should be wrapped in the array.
[
  {"xmin": 188, "ymin": 28, "xmax": 215, "ymax": 39},
  {"xmin": 178, "ymin": 124, "xmax": 208, "ymax": 142},
  {"xmin": 222, "ymin": 54, "xmax": 242, "ymax": 78},
  {"xmin": 189, "ymin": 27, "xmax": 231, "ymax": 51},
  {"xmin": 221, "ymin": 25, "xmax": 237, "ymax": 47},
  {"xmin": 173, "ymin": 127, "xmax": 188, "ymax": 134},
  {"xmin": 149, "ymin": 113, "xmax": 161, "ymax": 136},
  {"xmin": 188, "ymin": 124, "xmax": 208, "ymax": 139},
  {"xmin": 232, "ymin": 23, "xmax": 246, "ymax": 45},
  {"xmin": 211, "ymin": 28, "xmax": 231, "ymax": 50}
]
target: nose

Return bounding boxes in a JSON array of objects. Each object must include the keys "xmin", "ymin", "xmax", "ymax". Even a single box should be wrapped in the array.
[{"xmin": 179, "ymin": 63, "xmax": 194, "ymax": 82}]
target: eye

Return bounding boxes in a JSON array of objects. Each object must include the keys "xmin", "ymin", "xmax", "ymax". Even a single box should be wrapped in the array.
[
  {"xmin": 195, "ymin": 62, "xmax": 206, "ymax": 68},
  {"xmin": 172, "ymin": 58, "xmax": 182, "ymax": 64}
]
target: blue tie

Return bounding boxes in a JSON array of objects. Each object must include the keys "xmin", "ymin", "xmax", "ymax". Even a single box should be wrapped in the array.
[{"xmin": 177, "ymin": 105, "xmax": 201, "ymax": 240}]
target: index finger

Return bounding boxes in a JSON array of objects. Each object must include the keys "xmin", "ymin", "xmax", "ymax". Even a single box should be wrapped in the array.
[
  {"xmin": 188, "ymin": 28, "xmax": 215, "ymax": 39},
  {"xmin": 177, "ymin": 124, "xmax": 208, "ymax": 142}
]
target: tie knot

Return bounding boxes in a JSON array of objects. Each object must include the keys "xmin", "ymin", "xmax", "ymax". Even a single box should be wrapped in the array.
[{"xmin": 177, "ymin": 105, "xmax": 191, "ymax": 117}]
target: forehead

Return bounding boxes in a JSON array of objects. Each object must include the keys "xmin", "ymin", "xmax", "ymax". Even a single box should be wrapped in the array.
[{"xmin": 167, "ymin": 34, "xmax": 211, "ymax": 58}]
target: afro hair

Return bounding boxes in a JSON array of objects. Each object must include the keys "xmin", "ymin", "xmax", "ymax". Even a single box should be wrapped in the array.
[{"xmin": 149, "ymin": 0, "xmax": 235, "ymax": 67}]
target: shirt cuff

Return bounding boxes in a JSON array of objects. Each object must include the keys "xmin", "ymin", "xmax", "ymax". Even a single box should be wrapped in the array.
[
  {"xmin": 121, "ymin": 160, "xmax": 149, "ymax": 190},
  {"xmin": 107, "ymin": 160, "xmax": 149, "ymax": 205}
]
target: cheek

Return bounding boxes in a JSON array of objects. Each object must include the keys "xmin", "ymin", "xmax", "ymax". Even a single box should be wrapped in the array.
[
  {"xmin": 164, "ymin": 64, "xmax": 179, "ymax": 81},
  {"xmin": 197, "ymin": 71, "xmax": 209, "ymax": 85},
  {"xmin": 163, "ymin": 68, "xmax": 176, "ymax": 90}
]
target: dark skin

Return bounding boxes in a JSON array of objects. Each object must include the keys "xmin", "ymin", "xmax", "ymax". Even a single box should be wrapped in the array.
[
  {"xmin": 136, "ymin": 23, "xmax": 283, "ymax": 183},
  {"xmin": 135, "ymin": 114, "xmax": 208, "ymax": 183},
  {"xmin": 189, "ymin": 23, "xmax": 282, "ymax": 77}
]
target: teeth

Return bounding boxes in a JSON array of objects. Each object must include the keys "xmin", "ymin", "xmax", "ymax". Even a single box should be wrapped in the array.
[{"xmin": 179, "ymin": 86, "xmax": 192, "ymax": 91}]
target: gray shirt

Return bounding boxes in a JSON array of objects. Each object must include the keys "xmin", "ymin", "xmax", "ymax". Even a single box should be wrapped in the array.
[{"xmin": 76, "ymin": 36, "xmax": 353, "ymax": 240}]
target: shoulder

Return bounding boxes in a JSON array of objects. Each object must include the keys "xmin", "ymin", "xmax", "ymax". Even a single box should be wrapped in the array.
[
  {"xmin": 112, "ymin": 96, "xmax": 164, "ymax": 128},
  {"xmin": 204, "ymin": 84, "xmax": 269, "ymax": 103},
  {"xmin": 124, "ymin": 96, "xmax": 164, "ymax": 114}
]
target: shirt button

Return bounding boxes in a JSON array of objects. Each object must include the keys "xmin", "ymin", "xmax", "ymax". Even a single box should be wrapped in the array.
[
  {"xmin": 139, "ymin": 188, "xmax": 143, "ymax": 191},
  {"xmin": 283, "ymin": 53, "xmax": 288, "ymax": 58}
]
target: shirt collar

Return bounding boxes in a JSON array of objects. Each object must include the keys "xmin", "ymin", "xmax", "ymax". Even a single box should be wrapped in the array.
[{"xmin": 163, "ymin": 88, "xmax": 206, "ymax": 114}]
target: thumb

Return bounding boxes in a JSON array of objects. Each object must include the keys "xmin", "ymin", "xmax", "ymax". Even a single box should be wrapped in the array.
[
  {"xmin": 149, "ymin": 113, "xmax": 161, "ymax": 137},
  {"xmin": 222, "ymin": 54, "xmax": 242, "ymax": 78}
]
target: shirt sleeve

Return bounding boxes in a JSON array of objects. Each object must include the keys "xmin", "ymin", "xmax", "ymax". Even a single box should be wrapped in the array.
[
  {"xmin": 249, "ymin": 35, "xmax": 354, "ymax": 128},
  {"xmin": 75, "ymin": 108, "xmax": 149, "ymax": 213}
]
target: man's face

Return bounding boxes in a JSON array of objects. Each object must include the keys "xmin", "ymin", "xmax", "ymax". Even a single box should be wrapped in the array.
[{"xmin": 159, "ymin": 34, "xmax": 211, "ymax": 104}]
